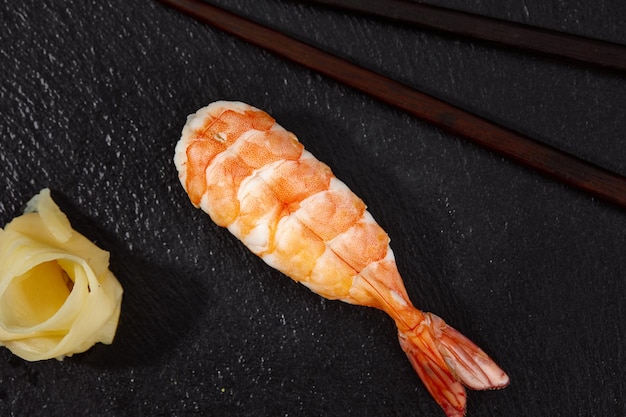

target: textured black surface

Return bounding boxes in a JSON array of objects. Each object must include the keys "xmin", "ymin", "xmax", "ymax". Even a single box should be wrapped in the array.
[{"xmin": 1, "ymin": 1, "xmax": 625, "ymax": 416}]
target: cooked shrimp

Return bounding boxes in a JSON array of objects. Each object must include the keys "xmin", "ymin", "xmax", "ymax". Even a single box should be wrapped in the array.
[{"xmin": 174, "ymin": 101, "xmax": 509, "ymax": 417}]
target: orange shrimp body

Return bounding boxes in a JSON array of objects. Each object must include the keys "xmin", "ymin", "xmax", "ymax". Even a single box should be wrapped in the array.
[{"xmin": 174, "ymin": 101, "xmax": 508, "ymax": 417}]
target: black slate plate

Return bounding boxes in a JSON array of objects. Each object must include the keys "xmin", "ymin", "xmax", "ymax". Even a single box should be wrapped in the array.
[{"xmin": 1, "ymin": 1, "xmax": 625, "ymax": 416}]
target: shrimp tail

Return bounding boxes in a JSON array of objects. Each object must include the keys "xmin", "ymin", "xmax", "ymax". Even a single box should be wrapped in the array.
[{"xmin": 398, "ymin": 312, "xmax": 509, "ymax": 417}]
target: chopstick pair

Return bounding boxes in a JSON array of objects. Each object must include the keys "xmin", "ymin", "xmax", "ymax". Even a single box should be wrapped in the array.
[{"xmin": 158, "ymin": 0, "xmax": 626, "ymax": 209}]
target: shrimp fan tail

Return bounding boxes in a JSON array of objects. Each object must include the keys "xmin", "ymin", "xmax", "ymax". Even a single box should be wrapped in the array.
[{"xmin": 398, "ymin": 313, "xmax": 509, "ymax": 417}]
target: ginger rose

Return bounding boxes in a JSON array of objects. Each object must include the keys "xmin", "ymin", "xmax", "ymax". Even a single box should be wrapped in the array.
[{"xmin": 0, "ymin": 189, "xmax": 123, "ymax": 361}]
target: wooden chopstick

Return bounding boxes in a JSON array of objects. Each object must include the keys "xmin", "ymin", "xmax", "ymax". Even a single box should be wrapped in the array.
[
  {"xmin": 305, "ymin": 0, "xmax": 626, "ymax": 72},
  {"xmin": 158, "ymin": 0, "xmax": 626, "ymax": 210}
]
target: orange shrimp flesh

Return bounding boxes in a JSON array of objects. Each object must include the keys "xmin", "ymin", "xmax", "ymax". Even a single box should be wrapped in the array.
[{"xmin": 174, "ymin": 101, "xmax": 509, "ymax": 417}]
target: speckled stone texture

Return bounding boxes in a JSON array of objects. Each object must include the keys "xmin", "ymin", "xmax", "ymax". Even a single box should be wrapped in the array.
[{"xmin": 1, "ymin": 1, "xmax": 625, "ymax": 416}]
